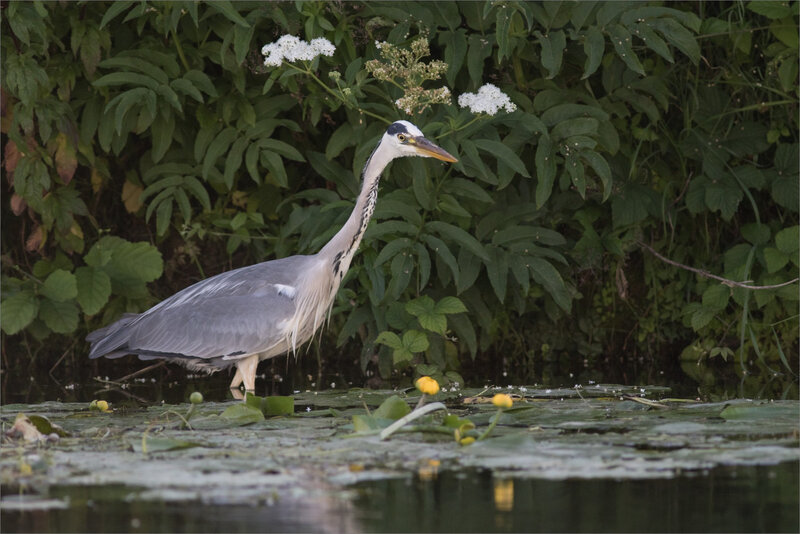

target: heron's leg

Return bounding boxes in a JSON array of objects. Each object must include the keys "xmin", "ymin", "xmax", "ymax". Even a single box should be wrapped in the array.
[
  {"xmin": 236, "ymin": 354, "xmax": 259, "ymax": 393},
  {"xmin": 229, "ymin": 368, "xmax": 244, "ymax": 389}
]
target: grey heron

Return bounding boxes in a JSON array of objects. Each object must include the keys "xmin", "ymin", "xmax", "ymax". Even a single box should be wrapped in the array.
[{"xmin": 87, "ymin": 121, "xmax": 457, "ymax": 394}]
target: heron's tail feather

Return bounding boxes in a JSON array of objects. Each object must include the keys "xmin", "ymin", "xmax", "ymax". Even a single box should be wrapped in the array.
[{"xmin": 86, "ymin": 313, "xmax": 139, "ymax": 359}]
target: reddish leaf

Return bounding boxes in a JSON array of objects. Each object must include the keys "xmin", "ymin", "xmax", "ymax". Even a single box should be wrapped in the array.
[
  {"xmin": 10, "ymin": 193, "xmax": 27, "ymax": 215},
  {"xmin": 4, "ymin": 140, "xmax": 20, "ymax": 181},
  {"xmin": 122, "ymin": 180, "xmax": 143, "ymax": 213},
  {"xmin": 55, "ymin": 133, "xmax": 77, "ymax": 184},
  {"xmin": 26, "ymin": 226, "xmax": 44, "ymax": 252}
]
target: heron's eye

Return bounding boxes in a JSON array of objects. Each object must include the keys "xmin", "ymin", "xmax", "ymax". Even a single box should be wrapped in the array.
[{"xmin": 397, "ymin": 134, "xmax": 406, "ymax": 142}]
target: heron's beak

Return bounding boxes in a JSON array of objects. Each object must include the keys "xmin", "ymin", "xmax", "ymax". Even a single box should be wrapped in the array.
[{"xmin": 411, "ymin": 136, "xmax": 458, "ymax": 163}]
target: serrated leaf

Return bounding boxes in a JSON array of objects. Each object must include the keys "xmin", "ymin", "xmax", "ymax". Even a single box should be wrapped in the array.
[
  {"xmin": 536, "ymin": 30, "xmax": 566, "ymax": 79},
  {"xmin": 426, "ymin": 221, "xmax": 489, "ymax": 261},
  {"xmin": 375, "ymin": 331, "xmax": 403, "ymax": 350},
  {"xmin": 435, "ymin": 296, "xmax": 467, "ymax": 315},
  {"xmin": 582, "ymin": 26, "xmax": 605, "ymax": 79},
  {"xmin": 649, "ymin": 18, "xmax": 700, "ymax": 65},
  {"xmin": 528, "ymin": 257, "xmax": 571, "ymax": 312},
  {"xmin": 775, "ymin": 226, "xmax": 799, "ymax": 254},
  {"xmin": 741, "ymin": 223, "xmax": 770, "ymax": 245},
  {"xmin": 609, "ymin": 24, "xmax": 645, "ymax": 75},
  {"xmin": 40, "ymin": 269, "xmax": 78, "ymax": 302},
  {"xmin": 764, "ymin": 248, "xmax": 790, "ymax": 273},
  {"xmin": 1, "ymin": 290, "xmax": 38, "ymax": 335},
  {"xmin": 702, "ymin": 284, "xmax": 730, "ymax": 310},
  {"xmin": 202, "ymin": 127, "xmax": 238, "ymax": 180},
  {"xmin": 75, "ymin": 267, "xmax": 111, "ymax": 316},
  {"xmin": 39, "ymin": 298, "xmax": 79, "ymax": 333},
  {"xmin": 474, "ymin": 139, "xmax": 530, "ymax": 177},
  {"xmin": 92, "ymin": 72, "xmax": 159, "ymax": 90},
  {"xmin": 535, "ymin": 137, "xmax": 556, "ymax": 207},
  {"xmin": 422, "ymin": 235, "xmax": 460, "ymax": 286},
  {"xmin": 403, "ymin": 330, "xmax": 430, "ymax": 353},
  {"xmin": 208, "ymin": 1, "xmax": 250, "ymax": 27}
]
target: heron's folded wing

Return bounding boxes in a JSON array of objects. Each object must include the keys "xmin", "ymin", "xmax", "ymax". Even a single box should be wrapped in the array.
[{"xmin": 124, "ymin": 293, "xmax": 295, "ymax": 360}]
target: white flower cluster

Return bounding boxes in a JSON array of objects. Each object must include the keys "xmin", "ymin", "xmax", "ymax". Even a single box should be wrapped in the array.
[
  {"xmin": 262, "ymin": 35, "xmax": 336, "ymax": 67},
  {"xmin": 457, "ymin": 83, "xmax": 517, "ymax": 115}
]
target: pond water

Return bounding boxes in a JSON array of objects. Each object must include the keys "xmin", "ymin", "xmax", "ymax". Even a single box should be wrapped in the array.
[{"xmin": 3, "ymin": 463, "xmax": 798, "ymax": 533}]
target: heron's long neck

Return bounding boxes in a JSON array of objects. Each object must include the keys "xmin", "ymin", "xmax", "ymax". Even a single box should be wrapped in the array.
[{"xmin": 319, "ymin": 142, "xmax": 393, "ymax": 277}]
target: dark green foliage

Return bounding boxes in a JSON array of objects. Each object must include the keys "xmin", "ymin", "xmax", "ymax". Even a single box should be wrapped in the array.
[{"xmin": 1, "ymin": 1, "xmax": 797, "ymax": 386}]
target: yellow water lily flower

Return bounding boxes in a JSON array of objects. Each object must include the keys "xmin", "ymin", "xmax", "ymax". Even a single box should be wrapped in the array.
[
  {"xmin": 492, "ymin": 393, "xmax": 513, "ymax": 409},
  {"xmin": 415, "ymin": 376, "xmax": 440, "ymax": 395}
]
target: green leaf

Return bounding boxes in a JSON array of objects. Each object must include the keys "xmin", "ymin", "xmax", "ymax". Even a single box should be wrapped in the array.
[
  {"xmin": 485, "ymin": 246, "xmax": 508, "ymax": 301},
  {"xmin": 764, "ymin": 248, "xmax": 790, "ymax": 273},
  {"xmin": 263, "ymin": 396, "xmax": 294, "ymax": 417},
  {"xmin": 406, "ymin": 295, "xmax": 435, "ymax": 317},
  {"xmin": 375, "ymin": 331, "xmax": 403, "ymax": 350},
  {"xmin": 151, "ymin": 112, "xmax": 175, "ymax": 164},
  {"xmin": 403, "ymin": 330, "xmax": 430, "ymax": 353},
  {"xmin": 132, "ymin": 436, "xmax": 203, "ymax": 453},
  {"xmin": 581, "ymin": 150, "xmax": 613, "ymax": 201},
  {"xmin": 75, "ymin": 267, "xmax": 111, "ymax": 316},
  {"xmin": 262, "ymin": 151, "xmax": 288, "ymax": 188},
  {"xmin": 326, "ymin": 123, "xmax": 355, "ymax": 160},
  {"xmin": 202, "ymin": 127, "xmax": 238, "ymax": 180},
  {"xmin": 220, "ymin": 403, "xmax": 265, "ymax": 425},
  {"xmin": 208, "ymin": 1, "xmax": 250, "ymax": 27},
  {"xmin": 705, "ymin": 176, "xmax": 742, "ymax": 221},
  {"xmin": 474, "ymin": 139, "xmax": 530, "ymax": 177},
  {"xmin": 746, "ymin": 1, "xmax": 794, "ymax": 19},
  {"xmin": 535, "ymin": 137, "xmax": 556, "ymax": 208},
  {"xmin": 99, "ymin": 1, "xmax": 134, "ymax": 29},
  {"xmin": 40, "ymin": 269, "xmax": 78, "ymax": 302},
  {"xmin": 445, "ymin": 178, "xmax": 493, "ymax": 203},
  {"xmin": 374, "ymin": 238, "xmax": 413, "ymax": 267},
  {"xmin": 422, "ymin": 235, "xmax": 460, "ymax": 286},
  {"xmin": 528, "ymin": 257, "xmax": 571, "ymax": 312},
  {"xmin": 435, "ymin": 297, "xmax": 467, "ymax": 315},
  {"xmin": 582, "ymin": 26, "xmax": 605, "ymax": 79},
  {"xmin": 97, "ymin": 236, "xmax": 164, "ymax": 283},
  {"xmin": 702, "ymin": 284, "xmax": 730, "ymax": 311},
  {"xmin": 551, "ymin": 118, "xmax": 599, "ymax": 141},
  {"xmin": 93, "ymin": 72, "xmax": 160, "ymax": 91},
  {"xmin": 99, "ymin": 56, "xmax": 169, "ymax": 84},
  {"xmin": 426, "ymin": 221, "xmax": 489, "ymax": 261},
  {"xmin": 741, "ymin": 223, "xmax": 770, "ymax": 246},
  {"xmin": 1, "ymin": 290, "xmax": 38, "ymax": 335},
  {"xmin": 536, "ymin": 30, "xmax": 566, "ymax": 79},
  {"xmin": 649, "ymin": 18, "xmax": 700, "ymax": 65},
  {"xmin": 373, "ymin": 395, "xmax": 411, "ymax": 420},
  {"xmin": 39, "ymin": 298, "xmax": 79, "ymax": 333},
  {"xmin": 775, "ymin": 226, "xmax": 799, "ymax": 255},
  {"xmin": 609, "ymin": 24, "xmax": 645, "ymax": 75}
]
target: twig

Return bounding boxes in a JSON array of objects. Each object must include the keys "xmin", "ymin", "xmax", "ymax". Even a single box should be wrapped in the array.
[
  {"xmin": 113, "ymin": 361, "xmax": 167, "ymax": 383},
  {"xmin": 638, "ymin": 241, "xmax": 799, "ymax": 290}
]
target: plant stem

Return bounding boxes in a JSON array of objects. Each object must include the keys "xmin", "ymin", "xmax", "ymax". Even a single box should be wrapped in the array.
[
  {"xmin": 171, "ymin": 29, "xmax": 191, "ymax": 72},
  {"xmin": 286, "ymin": 62, "xmax": 391, "ymax": 124},
  {"xmin": 477, "ymin": 409, "xmax": 502, "ymax": 441}
]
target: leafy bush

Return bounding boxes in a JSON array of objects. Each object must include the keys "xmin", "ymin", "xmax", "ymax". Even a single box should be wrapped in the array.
[{"xmin": 2, "ymin": 1, "xmax": 797, "ymax": 388}]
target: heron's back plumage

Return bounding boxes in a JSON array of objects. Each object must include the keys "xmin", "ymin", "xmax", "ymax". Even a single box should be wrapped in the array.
[{"xmin": 87, "ymin": 254, "xmax": 332, "ymax": 372}]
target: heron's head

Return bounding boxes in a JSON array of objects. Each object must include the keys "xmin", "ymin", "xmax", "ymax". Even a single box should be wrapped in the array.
[{"xmin": 383, "ymin": 120, "xmax": 458, "ymax": 163}]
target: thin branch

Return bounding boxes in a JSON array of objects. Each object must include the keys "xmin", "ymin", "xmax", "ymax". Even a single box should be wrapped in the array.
[{"xmin": 638, "ymin": 241, "xmax": 799, "ymax": 290}]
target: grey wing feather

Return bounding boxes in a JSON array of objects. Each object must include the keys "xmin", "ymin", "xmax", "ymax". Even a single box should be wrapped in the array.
[{"xmin": 87, "ymin": 255, "xmax": 317, "ymax": 370}]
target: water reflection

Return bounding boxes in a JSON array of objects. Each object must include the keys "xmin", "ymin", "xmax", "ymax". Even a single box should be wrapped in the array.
[
  {"xmin": 3, "ymin": 463, "xmax": 797, "ymax": 533},
  {"xmin": 352, "ymin": 463, "xmax": 799, "ymax": 533}
]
